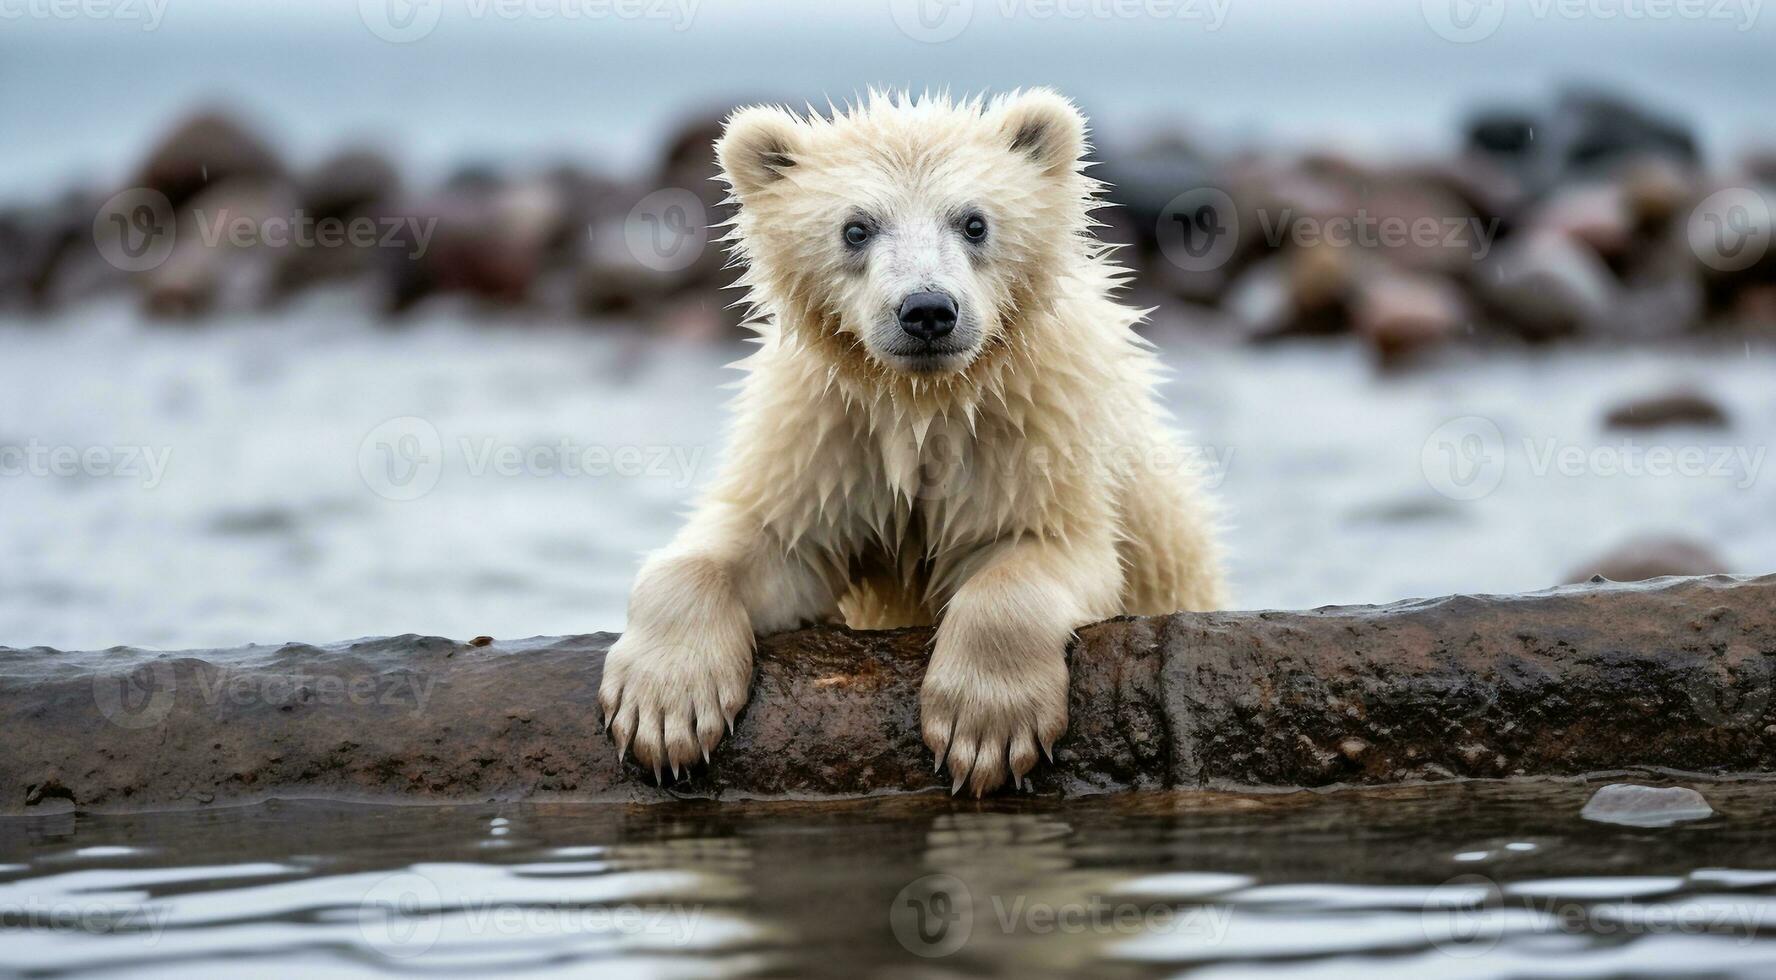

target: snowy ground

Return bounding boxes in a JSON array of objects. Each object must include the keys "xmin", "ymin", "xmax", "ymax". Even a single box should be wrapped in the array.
[{"xmin": 2, "ymin": 299, "xmax": 1771, "ymax": 650}]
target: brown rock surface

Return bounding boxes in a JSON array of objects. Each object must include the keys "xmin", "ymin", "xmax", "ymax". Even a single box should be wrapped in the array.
[{"xmin": 3, "ymin": 575, "xmax": 1773, "ymax": 814}]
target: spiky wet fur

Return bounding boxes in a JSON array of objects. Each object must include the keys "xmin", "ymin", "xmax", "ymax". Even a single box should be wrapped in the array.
[{"xmin": 599, "ymin": 89, "xmax": 1225, "ymax": 795}]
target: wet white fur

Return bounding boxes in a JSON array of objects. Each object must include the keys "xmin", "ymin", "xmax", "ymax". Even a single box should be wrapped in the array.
[{"xmin": 599, "ymin": 89, "xmax": 1224, "ymax": 794}]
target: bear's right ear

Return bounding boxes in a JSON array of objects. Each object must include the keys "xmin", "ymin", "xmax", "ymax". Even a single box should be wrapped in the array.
[{"xmin": 716, "ymin": 106, "xmax": 802, "ymax": 202}]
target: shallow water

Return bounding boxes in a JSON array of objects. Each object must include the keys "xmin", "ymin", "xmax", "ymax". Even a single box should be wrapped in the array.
[
  {"xmin": 4, "ymin": 781, "xmax": 1776, "ymax": 977},
  {"xmin": 2, "ymin": 303, "xmax": 1773, "ymax": 649}
]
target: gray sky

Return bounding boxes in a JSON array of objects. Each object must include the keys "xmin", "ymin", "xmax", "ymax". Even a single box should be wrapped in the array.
[{"xmin": 4, "ymin": 0, "xmax": 1772, "ymax": 195}]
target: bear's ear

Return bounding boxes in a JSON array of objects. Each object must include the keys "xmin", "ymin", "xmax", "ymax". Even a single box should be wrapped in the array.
[
  {"xmin": 994, "ymin": 89, "xmax": 1086, "ymax": 177},
  {"xmin": 716, "ymin": 105, "xmax": 802, "ymax": 201}
]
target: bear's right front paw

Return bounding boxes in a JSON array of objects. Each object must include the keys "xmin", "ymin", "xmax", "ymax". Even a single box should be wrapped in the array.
[{"xmin": 598, "ymin": 634, "xmax": 752, "ymax": 782}]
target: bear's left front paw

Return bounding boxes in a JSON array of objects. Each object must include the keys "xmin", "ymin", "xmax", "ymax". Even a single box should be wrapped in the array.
[{"xmin": 919, "ymin": 646, "xmax": 1068, "ymax": 797}]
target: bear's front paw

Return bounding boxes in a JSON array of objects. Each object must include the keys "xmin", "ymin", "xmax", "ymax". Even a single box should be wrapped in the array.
[
  {"xmin": 919, "ymin": 643, "xmax": 1068, "ymax": 797},
  {"xmin": 599, "ymin": 633, "xmax": 751, "ymax": 783}
]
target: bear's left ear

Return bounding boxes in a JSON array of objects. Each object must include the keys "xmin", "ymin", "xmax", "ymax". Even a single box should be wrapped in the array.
[{"xmin": 994, "ymin": 89, "xmax": 1087, "ymax": 177}]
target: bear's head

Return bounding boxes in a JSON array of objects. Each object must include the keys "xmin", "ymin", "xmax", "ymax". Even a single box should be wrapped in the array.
[{"xmin": 716, "ymin": 90, "xmax": 1097, "ymax": 380}]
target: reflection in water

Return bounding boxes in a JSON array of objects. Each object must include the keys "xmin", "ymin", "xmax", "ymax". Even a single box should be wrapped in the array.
[{"xmin": 3, "ymin": 782, "xmax": 1776, "ymax": 977}]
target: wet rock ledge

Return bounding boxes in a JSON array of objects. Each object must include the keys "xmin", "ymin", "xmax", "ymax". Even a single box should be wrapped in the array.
[{"xmin": 3, "ymin": 574, "xmax": 1773, "ymax": 814}]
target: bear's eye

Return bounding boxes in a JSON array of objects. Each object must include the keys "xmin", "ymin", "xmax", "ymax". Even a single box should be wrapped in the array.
[
  {"xmin": 842, "ymin": 221, "xmax": 871, "ymax": 248},
  {"xmin": 962, "ymin": 213, "xmax": 988, "ymax": 243}
]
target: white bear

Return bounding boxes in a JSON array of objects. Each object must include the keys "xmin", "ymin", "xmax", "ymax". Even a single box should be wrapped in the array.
[{"xmin": 600, "ymin": 89, "xmax": 1225, "ymax": 794}]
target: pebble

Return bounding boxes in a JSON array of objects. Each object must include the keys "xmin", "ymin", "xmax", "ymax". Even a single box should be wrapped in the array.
[
  {"xmin": 1579, "ymin": 783, "xmax": 1714, "ymax": 827},
  {"xmin": 1604, "ymin": 388, "xmax": 1730, "ymax": 430}
]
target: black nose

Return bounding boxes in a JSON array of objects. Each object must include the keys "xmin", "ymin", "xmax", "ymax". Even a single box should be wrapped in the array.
[{"xmin": 897, "ymin": 291, "xmax": 958, "ymax": 342}]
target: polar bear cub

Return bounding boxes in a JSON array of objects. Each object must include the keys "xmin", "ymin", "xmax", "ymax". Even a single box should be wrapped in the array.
[{"xmin": 599, "ymin": 89, "xmax": 1224, "ymax": 794}]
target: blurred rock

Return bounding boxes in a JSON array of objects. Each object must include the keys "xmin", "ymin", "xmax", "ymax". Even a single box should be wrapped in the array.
[
  {"xmin": 1607, "ymin": 269, "xmax": 1707, "ymax": 340},
  {"xmin": 135, "ymin": 111, "xmax": 283, "ymax": 209},
  {"xmin": 543, "ymin": 163, "xmax": 624, "ymax": 258},
  {"xmin": 377, "ymin": 177, "xmax": 564, "ymax": 313},
  {"xmin": 1566, "ymin": 535, "xmax": 1728, "ymax": 584},
  {"xmin": 1223, "ymin": 254, "xmax": 1292, "ymax": 337},
  {"xmin": 1100, "ymin": 137, "xmax": 1246, "ymax": 304},
  {"xmin": 1349, "ymin": 169, "xmax": 1491, "ymax": 275},
  {"xmin": 1225, "ymin": 245, "xmax": 1357, "ymax": 341},
  {"xmin": 538, "ymin": 110, "xmax": 744, "ymax": 329},
  {"xmin": 1688, "ymin": 181, "xmax": 1776, "ymax": 320},
  {"xmin": 300, "ymin": 149, "xmax": 399, "ymax": 222},
  {"xmin": 1466, "ymin": 89, "xmax": 1697, "ymax": 197},
  {"xmin": 1548, "ymin": 88, "xmax": 1698, "ymax": 180},
  {"xmin": 1622, "ymin": 158, "xmax": 1693, "ymax": 232},
  {"xmin": 1731, "ymin": 284, "xmax": 1776, "ymax": 324},
  {"xmin": 0, "ymin": 211, "xmax": 30, "ymax": 305},
  {"xmin": 1100, "ymin": 135, "xmax": 1219, "ymax": 225},
  {"xmin": 0, "ymin": 193, "xmax": 99, "ymax": 311},
  {"xmin": 1353, "ymin": 270, "xmax": 1466, "ymax": 368},
  {"xmin": 650, "ymin": 109, "xmax": 745, "ymax": 327},
  {"xmin": 576, "ymin": 205, "xmax": 689, "ymax": 320},
  {"xmin": 1743, "ymin": 148, "xmax": 1776, "ymax": 186},
  {"xmin": 1465, "ymin": 110, "xmax": 1538, "ymax": 160},
  {"xmin": 654, "ymin": 297, "xmax": 732, "ymax": 342},
  {"xmin": 1603, "ymin": 388, "xmax": 1729, "ymax": 430},
  {"xmin": 1290, "ymin": 244, "xmax": 1352, "ymax": 325},
  {"xmin": 657, "ymin": 109, "xmax": 727, "ymax": 203},
  {"xmin": 0, "ymin": 83, "xmax": 1762, "ymax": 348},
  {"xmin": 1529, "ymin": 182, "xmax": 1632, "ymax": 258},
  {"xmin": 1475, "ymin": 231, "xmax": 1617, "ymax": 340},
  {"xmin": 145, "ymin": 179, "xmax": 297, "ymax": 318},
  {"xmin": 1408, "ymin": 156, "xmax": 1526, "ymax": 240},
  {"xmin": 265, "ymin": 150, "xmax": 405, "ymax": 297}
]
